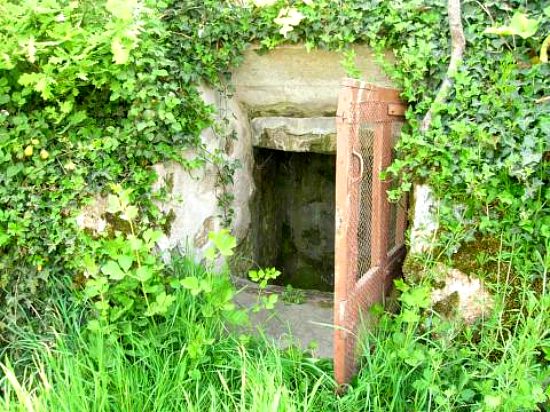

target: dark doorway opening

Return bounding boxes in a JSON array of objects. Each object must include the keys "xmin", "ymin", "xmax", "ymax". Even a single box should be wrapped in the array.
[{"xmin": 251, "ymin": 148, "xmax": 335, "ymax": 292}]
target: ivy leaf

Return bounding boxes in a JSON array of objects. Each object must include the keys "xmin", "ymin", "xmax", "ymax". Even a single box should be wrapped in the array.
[{"xmin": 101, "ymin": 260, "xmax": 125, "ymax": 280}]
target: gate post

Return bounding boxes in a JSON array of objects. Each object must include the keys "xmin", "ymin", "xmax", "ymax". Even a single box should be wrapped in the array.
[{"xmin": 334, "ymin": 79, "xmax": 359, "ymax": 386}]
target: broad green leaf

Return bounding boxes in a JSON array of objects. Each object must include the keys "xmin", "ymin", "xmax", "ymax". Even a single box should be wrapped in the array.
[
  {"xmin": 143, "ymin": 229, "xmax": 163, "ymax": 244},
  {"xmin": 208, "ymin": 229, "xmax": 236, "ymax": 257},
  {"xmin": 117, "ymin": 255, "xmax": 133, "ymax": 272},
  {"xmin": 204, "ymin": 247, "xmax": 216, "ymax": 261},
  {"xmin": 400, "ymin": 286, "xmax": 431, "ymax": 309},
  {"xmin": 87, "ymin": 320, "xmax": 102, "ymax": 333},
  {"xmin": 135, "ymin": 266, "xmax": 153, "ymax": 282},
  {"xmin": 106, "ymin": 194, "xmax": 122, "ymax": 214},
  {"xmin": 84, "ymin": 277, "xmax": 109, "ymax": 298},
  {"xmin": 401, "ymin": 309, "xmax": 420, "ymax": 323},
  {"xmin": 94, "ymin": 300, "xmax": 109, "ymax": 312},
  {"xmin": 121, "ymin": 205, "xmax": 138, "ymax": 221},
  {"xmin": 540, "ymin": 33, "xmax": 550, "ymax": 63},
  {"xmin": 127, "ymin": 235, "xmax": 143, "ymax": 251},
  {"xmin": 508, "ymin": 12, "xmax": 539, "ymax": 38},
  {"xmin": 181, "ymin": 276, "xmax": 201, "ymax": 295},
  {"xmin": 199, "ymin": 279, "xmax": 212, "ymax": 294},
  {"xmin": 101, "ymin": 260, "xmax": 125, "ymax": 280},
  {"xmin": 484, "ymin": 395, "xmax": 502, "ymax": 409},
  {"xmin": 484, "ymin": 12, "xmax": 539, "ymax": 39},
  {"xmin": 145, "ymin": 292, "xmax": 175, "ymax": 316}
]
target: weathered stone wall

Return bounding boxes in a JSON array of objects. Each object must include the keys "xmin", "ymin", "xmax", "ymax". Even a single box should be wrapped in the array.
[
  {"xmin": 233, "ymin": 44, "xmax": 392, "ymax": 117},
  {"xmin": 153, "ymin": 44, "xmax": 393, "ymax": 263},
  {"xmin": 79, "ymin": 44, "xmax": 420, "ymax": 276}
]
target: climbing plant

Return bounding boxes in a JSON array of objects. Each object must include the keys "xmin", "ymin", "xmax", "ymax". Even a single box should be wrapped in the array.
[{"xmin": 0, "ymin": 0, "xmax": 213, "ymax": 336}]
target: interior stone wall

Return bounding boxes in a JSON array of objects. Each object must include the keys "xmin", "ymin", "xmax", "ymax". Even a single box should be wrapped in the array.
[{"xmin": 251, "ymin": 149, "xmax": 336, "ymax": 291}]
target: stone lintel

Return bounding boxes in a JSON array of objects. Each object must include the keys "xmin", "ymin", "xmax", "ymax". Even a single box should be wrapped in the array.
[{"xmin": 251, "ymin": 117, "xmax": 336, "ymax": 154}]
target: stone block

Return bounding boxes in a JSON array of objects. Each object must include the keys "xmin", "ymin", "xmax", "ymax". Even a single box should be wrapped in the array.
[{"xmin": 251, "ymin": 117, "xmax": 336, "ymax": 153}]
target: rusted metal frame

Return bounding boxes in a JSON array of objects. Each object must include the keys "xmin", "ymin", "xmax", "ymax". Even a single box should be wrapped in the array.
[
  {"xmin": 338, "ymin": 265, "xmax": 383, "ymax": 383},
  {"xmin": 335, "ymin": 80, "xmax": 409, "ymax": 386},
  {"xmin": 341, "ymin": 78, "xmax": 402, "ymax": 103},
  {"xmin": 388, "ymin": 103, "xmax": 407, "ymax": 117},
  {"xmin": 334, "ymin": 81, "xmax": 359, "ymax": 386},
  {"xmin": 384, "ymin": 244, "xmax": 407, "ymax": 283},
  {"xmin": 370, "ymin": 115, "xmax": 393, "ymax": 268}
]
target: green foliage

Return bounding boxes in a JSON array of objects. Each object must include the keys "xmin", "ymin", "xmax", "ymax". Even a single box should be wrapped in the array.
[
  {"xmin": 484, "ymin": 11, "xmax": 540, "ymax": 39},
  {"xmin": 282, "ymin": 284, "xmax": 307, "ymax": 304},
  {"xmin": 1, "ymin": 248, "xmax": 547, "ymax": 410},
  {"xmin": 83, "ymin": 185, "xmax": 170, "ymax": 331},
  {"xmin": 0, "ymin": 0, "xmax": 212, "ymax": 338},
  {"xmin": 248, "ymin": 266, "xmax": 281, "ymax": 289},
  {"xmin": 0, "ymin": 3, "xmax": 548, "ymax": 409},
  {"xmin": 0, "ymin": 257, "xmax": 335, "ymax": 411},
  {"xmin": 248, "ymin": 266, "xmax": 281, "ymax": 311}
]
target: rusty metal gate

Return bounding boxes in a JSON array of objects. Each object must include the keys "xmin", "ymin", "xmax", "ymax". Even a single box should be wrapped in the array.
[{"xmin": 334, "ymin": 79, "xmax": 408, "ymax": 385}]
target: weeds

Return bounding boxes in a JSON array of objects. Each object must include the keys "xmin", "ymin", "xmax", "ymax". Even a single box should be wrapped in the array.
[{"xmin": 1, "ymin": 233, "xmax": 548, "ymax": 411}]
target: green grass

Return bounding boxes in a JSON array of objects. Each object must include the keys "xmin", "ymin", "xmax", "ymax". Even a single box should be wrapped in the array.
[{"xmin": 1, "ymin": 250, "xmax": 548, "ymax": 411}]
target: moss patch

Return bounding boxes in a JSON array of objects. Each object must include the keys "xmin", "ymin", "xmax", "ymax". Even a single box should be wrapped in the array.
[
  {"xmin": 432, "ymin": 291, "xmax": 460, "ymax": 318},
  {"xmin": 162, "ymin": 209, "xmax": 177, "ymax": 236}
]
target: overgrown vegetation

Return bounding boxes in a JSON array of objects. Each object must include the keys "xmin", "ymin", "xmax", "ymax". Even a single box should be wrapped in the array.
[
  {"xmin": 0, "ymin": 0, "xmax": 548, "ymax": 410},
  {"xmin": 1, "ymin": 239, "xmax": 547, "ymax": 411}
]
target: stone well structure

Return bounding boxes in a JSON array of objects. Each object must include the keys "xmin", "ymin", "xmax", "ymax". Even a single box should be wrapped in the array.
[
  {"xmin": 80, "ymin": 44, "xmax": 439, "ymax": 288},
  {"xmin": 154, "ymin": 45, "xmax": 393, "ymax": 285}
]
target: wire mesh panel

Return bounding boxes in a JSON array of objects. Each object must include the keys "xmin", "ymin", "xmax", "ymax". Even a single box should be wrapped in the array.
[{"xmin": 334, "ymin": 79, "xmax": 408, "ymax": 386}]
